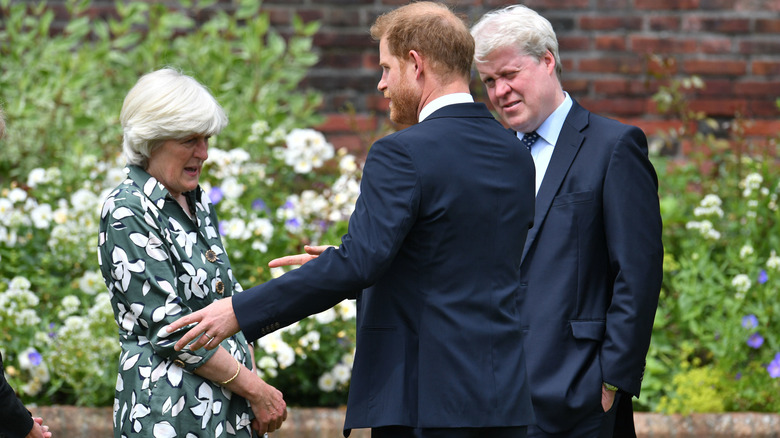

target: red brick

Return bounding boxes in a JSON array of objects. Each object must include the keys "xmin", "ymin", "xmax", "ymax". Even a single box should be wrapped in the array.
[
  {"xmin": 579, "ymin": 56, "xmax": 644, "ymax": 75},
  {"xmin": 317, "ymin": 114, "xmax": 378, "ymax": 133},
  {"xmin": 700, "ymin": 37, "xmax": 734, "ymax": 54},
  {"xmin": 734, "ymin": 81, "xmax": 780, "ymax": 97},
  {"xmin": 698, "ymin": 17, "xmax": 751, "ymax": 33},
  {"xmin": 578, "ymin": 97, "xmax": 648, "ymax": 116},
  {"xmin": 636, "ymin": 0, "xmax": 700, "ymax": 10},
  {"xmin": 648, "ymin": 15, "xmax": 681, "ymax": 31},
  {"xmin": 739, "ymin": 39, "xmax": 780, "ymax": 55},
  {"xmin": 631, "ymin": 36, "xmax": 698, "ymax": 54},
  {"xmin": 683, "ymin": 59, "xmax": 747, "ymax": 76},
  {"xmin": 595, "ymin": 35, "xmax": 627, "ymax": 51},
  {"xmin": 749, "ymin": 100, "xmax": 780, "ymax": 117},
  {"xmin": 695, "ymin": 79, "xmax": 735, "ymax": 96},
  {"xmin": 580, "ymin": 16, "xmax": 642, "ymax": 31},
  {"xmin": 689, "ymin": 98, "xmax": 748, "ymax": 116},
  {"xmin": 561, "ymin": 78, "xmax": 589, "ymax": 94},
  {"xmin": 756, "ymin": 18, "xmax": 780, "ymax": 33},
  {"xmin": 743, "ymin": 119, "xmax": 780, "ymax": 137},
  {"xmin": 596, "ymin": 0, "xmax": 630, "ymax": 8},
  {"xmin": 558, "ymin": 35, "xmax": 591, "ymax": 51},
  {"xmin": 752, "ymin": 60, "xmax": 780, "ymax": 76}
]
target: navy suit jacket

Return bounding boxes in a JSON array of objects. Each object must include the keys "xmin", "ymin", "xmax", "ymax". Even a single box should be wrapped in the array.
[
  {"xmin": 234, "ymin": 102, "xmax": 536, "ymax": 433},
  {"xmin": 518, "ymin": 99, "xmax": 663, "ymax": 433}
]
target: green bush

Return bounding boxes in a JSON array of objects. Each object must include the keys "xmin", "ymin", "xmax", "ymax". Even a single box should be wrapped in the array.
[
  {"xmin": 639, "ymin": 66, "xmax": 780, "ymax": 412},
  {"xmin": 0, "ymin": 0, "xmax": 359, "ymax": 407}
]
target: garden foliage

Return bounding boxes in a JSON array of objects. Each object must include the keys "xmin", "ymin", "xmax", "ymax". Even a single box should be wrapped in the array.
[
  {"xmin": 642, "ymin": 68, "xmax": 780, "ymax": 413},
  {"xmin": 0, "ymin": 0, "xmax": 357, "ymax": 407}
]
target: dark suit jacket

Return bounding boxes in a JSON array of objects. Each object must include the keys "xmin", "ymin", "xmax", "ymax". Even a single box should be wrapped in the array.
[
  {"xmin": 519, "ymin": 100, "xmax": 663, "ymax": 434},
  {"xmin": 0, "ymin": 352, "xmax": 34, "ymax": 438},
  {"xmin": 234, "ymin": 102, "xmax": 536, "ymax": 434}
]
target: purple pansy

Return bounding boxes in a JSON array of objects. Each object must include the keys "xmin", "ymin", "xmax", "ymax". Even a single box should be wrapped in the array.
[
  {"xmin": 27, "ymin": 349, "xmax": 43, "ymax": 367},
  {"xmin": 742, "ymin": 314, "xmax": 759, "ymax": 329},
  {"xmin": 747, "ymin": 332, "xmax": 764, "ymax": 349},
  {"xmin": 757, "ymin": 269, "xmax": 768, "ymax": 284},
  {"xmin": 252, "ymin": 198, "xmax": 267, "ymax": 211},
  {"xmin": 768, "ymin": 353, "xmax": 780, "ymax": 379},
  {"xmin": 209, "ymin": 187, "xmax": 224, "ymax": 205},
  {"xmin": 219, "ymin": 220, "xmax": 227, "ymax": 236}
]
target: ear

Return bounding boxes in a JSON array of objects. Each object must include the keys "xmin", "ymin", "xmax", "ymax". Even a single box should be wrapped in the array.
[
  {"xmin": 542, "ymin": 50, "xmax": 556, "ymax": 75},
  {"xmin": 408, "ymin": 49, "xmax": 424, "ymax": 80}
]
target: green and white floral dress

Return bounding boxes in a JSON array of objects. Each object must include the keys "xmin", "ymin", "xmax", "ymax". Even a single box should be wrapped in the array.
[{"xmin": 98, "ymin": 165, "xmax": 257, "ymax": 438}]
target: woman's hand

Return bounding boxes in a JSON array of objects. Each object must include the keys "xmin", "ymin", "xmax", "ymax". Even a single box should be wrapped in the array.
[
  {"xmin": 248, "ymin": 379, "xmax": 287, "ymax": 434},
  {"xmin": 26, "ymin": 417, "xmax": 52, "ymax": 438}
]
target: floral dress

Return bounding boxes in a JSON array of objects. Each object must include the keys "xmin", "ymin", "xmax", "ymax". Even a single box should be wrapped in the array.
[{"xmin": 98, "ymin": 165, "xmax": 257, "ymax": 438}]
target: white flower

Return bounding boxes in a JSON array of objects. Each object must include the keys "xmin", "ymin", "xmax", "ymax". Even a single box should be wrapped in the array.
[
  {"xmin": 7, "ymin": 188, "xmax": 27, "ymax": 203},
  {"xmin": 223, "ymin": 218, "xmax": 249, "ymax": 240},
  {"xmin": 79, "ymin": 270, "xmax": 105, "ymax": 295},
  {"xmin": 739, "ymin": 245, "xmax": 754, "ymax": 259},
  {"xmin": 337, "ymin": 300, "xmax": 357, "ymax": 320},
  {"xmin": 318, "ymin": 372, "xmax": 337, "ymax": 392},
  {"xmin": 693, "ymin": 194, "xmax": 723, "ymax": 217},
  {"xmin": 339, "ymin": 154, "xmax": 358, "ymax": 173},
  {"xmin": 741, "ymin": 172, "xmax": 763, "ymax": 197},
  {"xmin": 685, "ymin": 220, "xmax": 721, "ymax": 240},
  {"xmin": 332, "ymin": 363, "xmax": 351, "ymax": 384},
  {"xmin": 30, "ymin": 203, "xmax": 53, "ymax": 229},
  {"xmin": 732, "ymin": 274, "xmax": 751, "ymax": 298},
  {"xmin": 27, "ymin": 168, "xmax": 48, "ymax": 187},
  {"xmin": 767, "ymin": 250, "xmax": 780, "ymax": 270},
  {"xmin": 314, "ymin": 308, "xmax": 336, "ymax": 325},
  {"xmin": 221, "ymin": 177, "xmax": 245, "ymax": 200}
]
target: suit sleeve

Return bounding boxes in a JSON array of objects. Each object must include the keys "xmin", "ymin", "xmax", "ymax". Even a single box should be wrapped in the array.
[
  {"xmin": 0, "ymin": 353, "xmax": 34, "ymax": 438},
  {"xmin": 235, "ymin": 136, "xmax": 420, "ymax": 342},
  {"xmin": 600, "ymin": 126, "xmax": 664, "ymax": 397}
]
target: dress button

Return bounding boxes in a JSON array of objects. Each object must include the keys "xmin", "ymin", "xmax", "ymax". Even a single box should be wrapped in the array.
[
  {"xmin": 206, "ymin": 249, "xmax": 217, "ymax": 263},
  {"xmin": 216, "ymin": 280, "xmax": 225, "ymax": 295},
  {"xmin": 173, "ymin": 359, "xmax": 185, "ymax": 368}
]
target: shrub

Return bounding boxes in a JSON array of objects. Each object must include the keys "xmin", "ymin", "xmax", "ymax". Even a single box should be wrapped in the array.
[
  {"xmin": 640, "ymin": 67, "xmax": 780, "ymax": 412},
  {"xmin": 0, "ymin": 0, "xmax": 360, "ymax": 407}
]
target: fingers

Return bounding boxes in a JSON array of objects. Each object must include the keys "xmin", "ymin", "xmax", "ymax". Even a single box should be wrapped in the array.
[
  {"xmin": 267, "ymin": 253, "xmax": 315, "ymax": 268},
  {"xmin": 166, "ymin": 311, "xmax": 201, "ymax": 336},
  {"xmin": 304, "ymin": 244, "xmax": 333, "ymax": 255}
]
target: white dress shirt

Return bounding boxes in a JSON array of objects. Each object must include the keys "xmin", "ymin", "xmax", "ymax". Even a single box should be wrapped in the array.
[
  {"xmin": 519, "ymin": 92, "xmax": 573, "ymax": 195},
  {"xmin": 419, "ymin": 93, "xmax": 474, "ymax": 122}
]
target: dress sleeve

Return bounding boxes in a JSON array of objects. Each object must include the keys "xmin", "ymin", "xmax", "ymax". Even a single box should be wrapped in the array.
[{"xmin": 98, "ymin": 192, "xmax": 218, "ymax": 372}]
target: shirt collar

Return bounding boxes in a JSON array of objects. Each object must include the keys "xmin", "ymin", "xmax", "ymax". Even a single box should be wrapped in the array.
[
  {"xmin": 524, "ymin": 92, "xmax": 573, "ymax": 147},
  {"xmin": 419, "ymin": 93, "xmax": 474, "ymax": 122},
  {"xmin": 125, "ymin": 164, "xmax": 202, "ymax": 208}
]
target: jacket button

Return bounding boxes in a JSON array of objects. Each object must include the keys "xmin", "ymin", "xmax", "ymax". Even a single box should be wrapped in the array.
[
  {"xmin": 173, "ymin": 359, "xmax": 185, "ymax": 368},
  {"xmin": 215, "ymin": 281, "xmax": 225, "ymax": 295},
  {"xmin": 206, "ymin": 249, "xmax": 217, "ymax": 263}
]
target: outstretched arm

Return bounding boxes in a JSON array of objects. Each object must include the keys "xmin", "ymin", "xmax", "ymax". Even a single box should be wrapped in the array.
[{"xmin": 267, "ymin": 245, "xmax": 334, "ymax": 268}]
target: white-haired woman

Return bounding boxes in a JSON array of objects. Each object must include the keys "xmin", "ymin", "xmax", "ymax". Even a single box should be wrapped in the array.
[{"xmin": 98, "ymin": 68, "xmax": 286, "ymax": 437}]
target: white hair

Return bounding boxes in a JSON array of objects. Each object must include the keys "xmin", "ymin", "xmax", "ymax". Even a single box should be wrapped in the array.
[
  {"xmin": 120, "ymin": 68, "xmax": 228, "ymax": 168},
  {"xmin": 470, "ymin": 4, "xmax": 562, "ymax": 79}
]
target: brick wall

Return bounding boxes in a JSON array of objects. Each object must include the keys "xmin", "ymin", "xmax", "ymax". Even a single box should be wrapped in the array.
[
  {"xmin": 10, "ymin": 0, "xmax": 780, "ymax": 154},
  {"xmin": 261, "ymin": 0, "xmax": 780, "ymax": 154}
]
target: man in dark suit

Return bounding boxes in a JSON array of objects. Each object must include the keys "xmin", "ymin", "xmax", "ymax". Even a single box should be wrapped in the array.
[
  {"xmin": 0, "ymin": 109, "xmax": 52, "ymax": 438},
  {"xmin": 168, "ymin": 2, "xmax": 536, "ymax": 437},
  {"xmin": 470, "ymin": 5, "xmax": 663, "ymax": 438}
]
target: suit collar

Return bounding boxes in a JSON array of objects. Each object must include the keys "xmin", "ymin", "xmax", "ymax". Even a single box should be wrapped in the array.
[{"xmin": 521, "ymin": 99, "xmax": 589, "ymax": 262}]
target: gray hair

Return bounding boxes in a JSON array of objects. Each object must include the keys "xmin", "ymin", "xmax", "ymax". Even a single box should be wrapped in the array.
[
  {"xmin": 471, "ymin": 5, "xmax": 562, "ymax": 79},
  {"xmin": 120, "ymin": 68, "xmax": 228, "ymax": 168}
]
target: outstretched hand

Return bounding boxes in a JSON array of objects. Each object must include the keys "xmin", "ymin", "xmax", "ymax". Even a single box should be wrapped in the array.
[
  {"xmin": 167, "ymin": 297, "xmax": 239, "ymax": 351},
  {"xmin": 267, "ymin": 245, "xmax": 334, "ymax": 268}
]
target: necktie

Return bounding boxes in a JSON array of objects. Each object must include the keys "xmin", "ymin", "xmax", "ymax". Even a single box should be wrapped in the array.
[{"xmin": 521, "ymin": 131, "xmax": 539, "ymax": 151}]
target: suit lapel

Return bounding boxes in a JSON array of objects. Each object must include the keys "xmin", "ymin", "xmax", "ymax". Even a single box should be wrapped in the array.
[{"xmin": 521, "ymin": 101, "xmax": 589, "ymax": 263}]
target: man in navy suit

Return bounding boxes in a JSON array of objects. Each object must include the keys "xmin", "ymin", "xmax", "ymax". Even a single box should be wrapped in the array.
[
  {"xmin": 471, "ymin": 5, "xmax": 663, "ymax": 438},
  {"xmin": 168, "ymin": 2, "xmax": 536, "ymax": 437}
]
